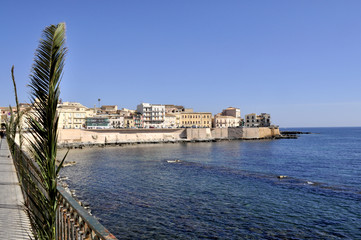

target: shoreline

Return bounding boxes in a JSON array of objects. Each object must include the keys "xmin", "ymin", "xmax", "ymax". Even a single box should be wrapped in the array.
[
  {"xmin": 57, "ymin": 135, "xmax": 289, "ymax": 149},
  {"xmin": 56, "ymin": 127, "xmax": 282, "ymax": 149}
]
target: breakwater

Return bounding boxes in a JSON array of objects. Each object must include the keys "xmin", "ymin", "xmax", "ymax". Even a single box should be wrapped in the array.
[{"xmin": 56, "ymin": 127, "xmax": 280, "ymax": 148}]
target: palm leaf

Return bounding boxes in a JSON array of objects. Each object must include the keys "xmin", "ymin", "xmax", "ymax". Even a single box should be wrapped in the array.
[{"xmin": 26, "ymin": 22, "xmax": 67, "ymax": 239}]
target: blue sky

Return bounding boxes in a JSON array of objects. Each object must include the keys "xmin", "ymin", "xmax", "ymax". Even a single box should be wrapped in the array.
[{"xmin": 1, "ymin": 1, "xmax": 361, "ymax": 127}]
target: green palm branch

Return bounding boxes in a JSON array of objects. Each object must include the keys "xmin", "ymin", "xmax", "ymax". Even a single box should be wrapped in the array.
[{"xmin": 26, "ymin": 22, "xmax": 68, "ymax": 239}]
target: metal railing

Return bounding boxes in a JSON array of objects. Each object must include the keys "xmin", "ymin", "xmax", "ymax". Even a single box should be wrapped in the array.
[
  {"xmin": 11, "ymin": 143, "xmax": 117, "ymax": 240},
  {"xmin": 57, "ymin": 185, "xmax": 117, "ymax": 240}
]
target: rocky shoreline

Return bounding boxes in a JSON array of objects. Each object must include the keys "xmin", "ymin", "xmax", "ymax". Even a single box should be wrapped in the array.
[{"xmin": 280, "ymin": 131, "xmax": 312, "ymax": 135}]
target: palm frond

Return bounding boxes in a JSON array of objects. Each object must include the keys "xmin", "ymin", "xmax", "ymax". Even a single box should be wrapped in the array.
[{"xmin": 26, "ymin": 22, "xmax": 67, "ymax": 239}]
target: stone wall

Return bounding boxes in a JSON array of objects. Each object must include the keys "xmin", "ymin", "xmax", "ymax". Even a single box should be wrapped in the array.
[
  {"xmin": 185, "ymin": 128, "xmax": 212, "ymax": 140},
  {"xmin": 20, "ymin": 127, "xmax": 281, "ymax": 147},
  {"xmin": 228, "ymin": 128, "xmax": 243, "ymax": 139},
  {"xmin": 211, "ymin": 128, "xmax": 228, "ymax": 139},
  {"xmin": 58, "ymin": 129, "xmax": 186, "ymax": 145},
  {"xmin": 241, "ymin": 127, "xmax": 280, "ymax": 139},
  {"xmin": 259, "ymin": 127, "xmax": 280, "ymax": 138},
  {"xmin": 241, "ymin": 127, "xmax": 260, "ymax": 139}
]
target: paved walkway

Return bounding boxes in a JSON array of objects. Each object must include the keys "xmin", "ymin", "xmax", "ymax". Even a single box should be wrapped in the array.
[{"xmin": 0, "ymin": 138, "xmax": 33, "ymax": 239}]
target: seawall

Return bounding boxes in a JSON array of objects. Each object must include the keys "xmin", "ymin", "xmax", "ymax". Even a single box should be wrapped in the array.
[{"xmin": 55, "ymin": 127, "xmax": 280, "ymax": 148}]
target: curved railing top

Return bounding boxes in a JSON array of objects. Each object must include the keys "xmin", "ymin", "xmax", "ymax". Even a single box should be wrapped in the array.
[{"xmin": 57, "ymin": 185, "xmax": 117, "ymax": 240}]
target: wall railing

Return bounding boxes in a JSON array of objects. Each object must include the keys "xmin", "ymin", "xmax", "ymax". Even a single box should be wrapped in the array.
[
  {"xmin": 11, "ymin": 143, "xmax": 117, "ymax": 240},
  {"xmin": 57, "ymin": 185, "xmax": 117, "ymax": 240}
]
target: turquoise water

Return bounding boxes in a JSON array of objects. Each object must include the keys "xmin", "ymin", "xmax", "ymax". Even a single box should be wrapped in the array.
[{"xmin": 59, "ymin": 127, "xmax": 361, "ymax": 239}]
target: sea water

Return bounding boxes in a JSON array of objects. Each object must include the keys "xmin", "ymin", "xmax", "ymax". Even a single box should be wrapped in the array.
[{"xmin": 59, "ymin": 127, "xmax": 361, "ymax": 239}]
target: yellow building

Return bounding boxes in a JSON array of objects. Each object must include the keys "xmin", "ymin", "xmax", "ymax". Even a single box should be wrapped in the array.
[
  {"xmin": 180, "ymin": 112, "xmax": 212, "ymax": 128},
  {"xmin": 57, "ymin": 102, "xmax": 87, "ymax": 129}
]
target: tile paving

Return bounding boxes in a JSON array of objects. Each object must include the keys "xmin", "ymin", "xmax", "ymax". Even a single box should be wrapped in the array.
[{"xmin": 0, "ymin": 138, "xmax": 33, "ymax": 239}]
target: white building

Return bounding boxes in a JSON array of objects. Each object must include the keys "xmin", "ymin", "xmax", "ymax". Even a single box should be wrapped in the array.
[
  {"xmin": 213, "ymin": 115, "xmax": 240, "ymax": 128},
  {"xmin": 109, "ymin": 115, "xmax": 124, "ymax": 128},
  {"xmin": 212, "ymin": 107, "xmax": 242, "ymax": 128},
  {"xmin": 164, "ymin": 114, "xmax": 176, "ymax": 128},
  {"xmin": 136, "ymin": 103, "xmax": 165, "ymax": 128}
]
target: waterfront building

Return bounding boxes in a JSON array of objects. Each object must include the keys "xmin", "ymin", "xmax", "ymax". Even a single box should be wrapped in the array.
[
  {"xmin": 180, "ymin": 112, "xmax": 212, "ymax": 128},
  {"xmin": 100, "ymin": 105, "xmax": 118, "ymax": 114},
  {"xmin": 137, "ymin": 103, "xmax": 165, "ymax": 128},
  {"xmin": 245, "ymin": 113, "xmax": 271, "ymax": 127},
  {"xmin": 221, "ymin": 107, "xmax": 241, "ymax": 118},
  {"xmin": 164, "ymin": 114, "xmax": 176, "ymax": 128},
  {"xmin": 85, "ymin": 106, "xmax": 100, "ymax": 117},
  {"xmin": 174, "ymin": 113, "xmax": 182, "ymax": 128},
  {"xmin": 85, "ymin": 117, "xmax": 110, "ymax": 129},
  {"xmin": 85, "ymin": 107, "xmax": 97, "ymax": 118},
  {"xmin": 117, "ymin": 108, "xmax": 134, "ymax": 117},
  {"xmin": 108, "ymin": 115, "xmax": 124, "ymax": 128},
  {"xmin": 170, "ymin": 112, "xmax": 182, "ymax": 128},
  {"xmin": 213, "ymin": 107, "xmax": 242, "ymax": 128},
  {"xmin": 58, "ymin": 102, "xmax": 87, "ymax": 129},
  {"xmin": 124, "ymin": 116, "xmax": 135, "ymax": 128},
  {"xmin": 165, "ymin": 105, "xmax": 194, "ymax": 128},
  {"xmin": 133, "ymin": 113, "xmax": 144, "ymax": 128},
  {"xmin": 165, "ymin": 105, "xmax": 183, "ymax": 114},
  {"xmin": 165, "ymin": 105, "xmax": 193, "ymax": 114},
  {"xmin": 213, "ymin": 114, "xmax": 240, "ymax": 128}
]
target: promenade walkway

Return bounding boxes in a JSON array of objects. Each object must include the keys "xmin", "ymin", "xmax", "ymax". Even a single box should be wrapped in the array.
[{"xmin": 0, "ymin": 138, "xmax": 33, "ymax": 239}]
